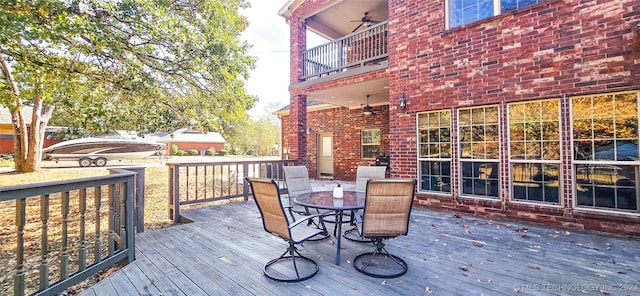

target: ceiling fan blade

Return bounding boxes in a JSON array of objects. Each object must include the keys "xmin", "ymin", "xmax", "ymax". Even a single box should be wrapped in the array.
[{"xmin": 352, "ymin": 22, "xmax": 364, "ymax": 32}]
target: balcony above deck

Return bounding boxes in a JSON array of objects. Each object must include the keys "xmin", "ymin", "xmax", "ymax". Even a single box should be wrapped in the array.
[{"xmin": 299, "ymin": 21, "xmax": 389, "ymax": 83}]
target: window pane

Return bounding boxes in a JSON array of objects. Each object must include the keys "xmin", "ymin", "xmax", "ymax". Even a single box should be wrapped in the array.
[
  {"xmin": 441, "ymin": 143, "xmax": 452, "ymax": 157},
  {"xmin": 509, "ymin": 104, "xmax": 525, "ymax": 122},
  {"xmin": 502, "ymin": 0, "xmax": 541, "ymax": 12},
  {"xmin": 511, "ymin": 163, "xmax": 560, "ymax": 204},
  {"xmin": 511, "ymin": 141, "xmax": 525, "ymax": 159},
  {"xmin": 542, "ymin": 122, "xmax": 560, "ymax": 141},
  {"xmin": 460, "ymin": 162, "xmax": 499, "ymax": 197},
  {"xmin": 460, "ymin": 126, "xmax": 472, "ymax": 142},
  {"xmin": 525, "ymin": 141, "xmax": 542, "ymax": 160},
  {"xmin": 461, "ymin": 143, "xmax": 472, "ymax": 158},
  {"xmin": 510, "ymin": 123, "xmax": 525, "ymax": 141},
  {"xmin": 525, "ymin": 122, "xmax": 541, "ymax": 141},
  {"xmin": 616, "ymin": 117, "xmax": 638, "ymax": 139},
  {"xmin": 541, "ymin": 100, "xmax": 558, "ymax": 120},
  {"xmin": 362, "ymin": 145, "xmax": 380, "ymax": 159},
  {"xmin": 543, "ymin": 141, "xmax": 561, "ymax": 160},
  {"xmin": 420, "ymin": 161, "xmax": 451, "ymax": 193}
]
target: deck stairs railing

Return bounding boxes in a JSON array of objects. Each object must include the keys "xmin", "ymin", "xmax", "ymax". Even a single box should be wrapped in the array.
[{"xmin": 0, "ymin": 167, "xmax": 144, "ymax": 296}]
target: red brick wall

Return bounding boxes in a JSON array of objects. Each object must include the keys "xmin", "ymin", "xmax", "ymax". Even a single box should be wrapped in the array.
[
  {"xmin": 286, "ymin": 0, "xmax": 640, "ymax": 235},
  {"xmin": 387, "ymin": 0, "xmax": 640, "ymax": 235}
]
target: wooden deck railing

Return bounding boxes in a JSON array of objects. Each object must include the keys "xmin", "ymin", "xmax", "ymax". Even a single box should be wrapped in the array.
[
  {"xmin": 301, "ymin": 21, "xmax": 389, "ymax": 81},
  {"xmin": 167, "ymin": 159, "xmax": 297, "ymax": 223},
  {"xmin": 0, "ymin": 167, "xmax": 145, "ymax": 296}
]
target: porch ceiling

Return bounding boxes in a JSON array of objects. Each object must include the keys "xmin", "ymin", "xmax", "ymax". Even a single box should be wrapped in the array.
[
  {"xmin": 305, "ymin": 77, "xmax": 389, "ymax": 109},
  {"xmin": 292, "ymin": 0, "xmax": 389, "ymax": 40}
]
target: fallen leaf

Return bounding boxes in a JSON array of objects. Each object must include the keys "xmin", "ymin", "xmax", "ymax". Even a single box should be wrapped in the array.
[
  {"xmin": 459, "ymin": 266, "xmax": 469, "ymax": 271},
  {"xmin": 528, "ymin": 265, "xmax": 541, "ymax": 270},
  {"xmin": 473, "ymin": 242, "xmax": 484, "ymax": 247},
  {"xmin": 521, "ymin": 234, "xmax": 530, "ymax": 239},
  {"xmin": 395, "ymin": 280, "xmax": 404, "ymax": 285},
  {"xmin": 453, "ymin": 213, "xmax": 461, "ymax": 218},
  {"xmin": 527, "ymin": 255, "xmax": 535, "ymax": 259},
  {"xmin": 305, "ymin": 285, "xmax": 312, "ymax": 289}
]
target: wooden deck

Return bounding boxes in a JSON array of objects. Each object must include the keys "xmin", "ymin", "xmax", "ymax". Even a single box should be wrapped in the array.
[{"xmin": 80, "ymin": 196, "xmax": 640, "ymax": 295}]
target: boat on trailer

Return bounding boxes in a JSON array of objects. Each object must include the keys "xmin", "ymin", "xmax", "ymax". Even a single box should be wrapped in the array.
[{"xmin": 43, "ymin": 137, "xmax": 166, "ymax": 167}]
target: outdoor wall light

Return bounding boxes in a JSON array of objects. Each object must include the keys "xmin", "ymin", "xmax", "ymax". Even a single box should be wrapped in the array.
[{"xmin": 398, "ymin": 93, "xmax": 407, "ymax": 110}]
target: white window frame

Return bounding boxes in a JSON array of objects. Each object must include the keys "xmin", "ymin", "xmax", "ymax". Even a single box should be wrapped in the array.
[
  {"xmin": 570, "ymin": 91, "xmax": 640, "ymax": 214},
  {"xmin": 458, "ymin": 105, "xmax": 501, "ymax": 200},
  {"xmin": 361, "ymin": 129, "xmax": 381, "ymax": 159},
  {"xmin": 417, "ymin": 110, "xmax": 452, "ymax": 194},
  {"xmin": 507, "ymin": 99, "xmax": 563, "ymax": 206}
]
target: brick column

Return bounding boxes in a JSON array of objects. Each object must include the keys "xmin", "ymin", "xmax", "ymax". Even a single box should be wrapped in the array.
[
  {"xmin": 289, "ymin": 16, "xmax": 307, "ymax": 166},
  {"xmin": 289, "ymin": 94, "xmax": 307, "ymax": 166}
]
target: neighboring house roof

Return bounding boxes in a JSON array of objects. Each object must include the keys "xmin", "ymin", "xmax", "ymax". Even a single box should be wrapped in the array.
[
  {"xmin": 145, "ymin": 128, "xmax": 226, "ymax": 144},
  {"xmin": 273, "ymin": 100, "xmax": 337, "ymax": 116}
]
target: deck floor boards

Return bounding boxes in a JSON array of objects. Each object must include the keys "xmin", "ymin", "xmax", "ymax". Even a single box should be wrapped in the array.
[{"xmin": 80, "ymin": 197, "xmax": 640, "ymax": 296}]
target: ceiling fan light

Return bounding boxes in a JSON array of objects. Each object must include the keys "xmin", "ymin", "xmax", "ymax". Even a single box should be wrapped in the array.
[{"xmin": 364, "ymin": 110, "xmax": 373, "ymax": 116}]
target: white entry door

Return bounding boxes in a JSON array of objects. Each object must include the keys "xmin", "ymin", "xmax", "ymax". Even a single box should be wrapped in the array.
[{"xmin": 318, "ymin": 133, "xmax": 334, "ymax": 178}]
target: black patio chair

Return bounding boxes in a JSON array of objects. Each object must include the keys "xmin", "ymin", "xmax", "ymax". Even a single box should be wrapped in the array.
[
  {"xmin": 246, "ymin": 177, "xmax": 329, "ymax": 282},
  {"xmin": 353, "ymin": 178, "xmax": 416, "ymax": 278}
]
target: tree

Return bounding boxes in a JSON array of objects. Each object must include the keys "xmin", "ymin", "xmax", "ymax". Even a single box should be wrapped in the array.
[{"xmin": 0, "ymin": 0, "xmax": 256, "ymax": 172}]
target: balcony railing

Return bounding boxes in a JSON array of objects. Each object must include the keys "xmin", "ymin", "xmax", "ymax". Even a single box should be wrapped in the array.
[{"xmin": 301, "ymin": 21, "xmax": 389, "ymax": 81}]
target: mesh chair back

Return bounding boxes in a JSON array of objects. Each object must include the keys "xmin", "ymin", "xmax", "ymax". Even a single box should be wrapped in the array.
[
  {"xmin": 283, "ymin": 166, "xmax": 313, "ymax": 197},
  {"xmin": 247, "ymin": 178, "xmax": 290, "ymax": 239},
  {"xmin": 362, "ymin": 179, "xmax": 416, "ymax": 237},
  {"xmin": 355, "ymin": 166, "xmax": 387, "ymax": 192}
]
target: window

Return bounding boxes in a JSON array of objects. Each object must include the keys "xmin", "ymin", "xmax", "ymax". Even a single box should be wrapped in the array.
[
  {"xmin": 459, "ymin": 106, "xmax": 500, "ymax": 198},
  {"xmin": 418, "ymin": 110, "xmax": 452, "ymax": 193},
  {"xmin": 508, "ymin": 100, "xmax": 561, "ymax": 204},
  {"xmin": 572, "ymin": 92, "xmax": 639, "ymax": 212},
  {"xmin": 448, "ymin": 0, "xmax": 543, "ymax": 28},
  {"xmin": 361, "ymin": 129, "xmax": 381, "ymax": 159}
]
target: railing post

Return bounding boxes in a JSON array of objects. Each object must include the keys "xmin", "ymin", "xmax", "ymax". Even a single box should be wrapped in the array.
[
  {"xmin": 168, "ymin": 164, "xmax": 180, "ymax": 223},
  {"xmin": 114, "ymin": 166, "xmax": 146, "ymax": 233},
  {"xmin": 14, "ymin": 198, "xmax": 26, "ymax": 296},
  {"xmin": 125, "ymin": 175, "xmax": 136, "ymax": 262},
  {"xmin": 243, "ymin": 162, "xmax": 250, "ymax": 201}
]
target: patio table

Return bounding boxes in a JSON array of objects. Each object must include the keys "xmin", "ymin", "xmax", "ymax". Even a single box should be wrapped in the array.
[{"xmin": 294, "ymin": 191, "xmax": 365, "ymax": 265}]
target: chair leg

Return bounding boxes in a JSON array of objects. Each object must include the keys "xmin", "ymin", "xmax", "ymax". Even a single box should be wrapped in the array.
[
  {"xmin": 264, "ymin": 244, "xmax": 319, "ymax": 282},
  {"xmin": 353, "ymin": 239, "xmax": 408, "ymax": 278}
]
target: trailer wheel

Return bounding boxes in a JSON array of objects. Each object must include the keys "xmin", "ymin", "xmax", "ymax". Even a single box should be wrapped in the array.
[
  {"xmin": 94, "ymin": 157, "xmax": 108, "ymax": 167},
  {"xmin": 79, "ymin": 157, "xmax": 93, "ymax": 167}
]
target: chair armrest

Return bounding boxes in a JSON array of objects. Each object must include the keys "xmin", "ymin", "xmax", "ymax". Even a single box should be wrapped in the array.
[{"xmin": 289, "ymin": 213, "xmax": 326, "ymax": 229}]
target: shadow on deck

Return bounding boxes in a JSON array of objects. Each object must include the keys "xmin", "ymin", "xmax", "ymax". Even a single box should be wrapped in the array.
[{"xmin": 80, "ymin": 181, "xmax": 640, "ymax": 296}]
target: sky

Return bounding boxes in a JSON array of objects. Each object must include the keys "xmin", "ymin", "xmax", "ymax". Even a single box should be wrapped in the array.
[{"xmin": 240, "ymin": 1, "xmax": 324, "ymax": 120}]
